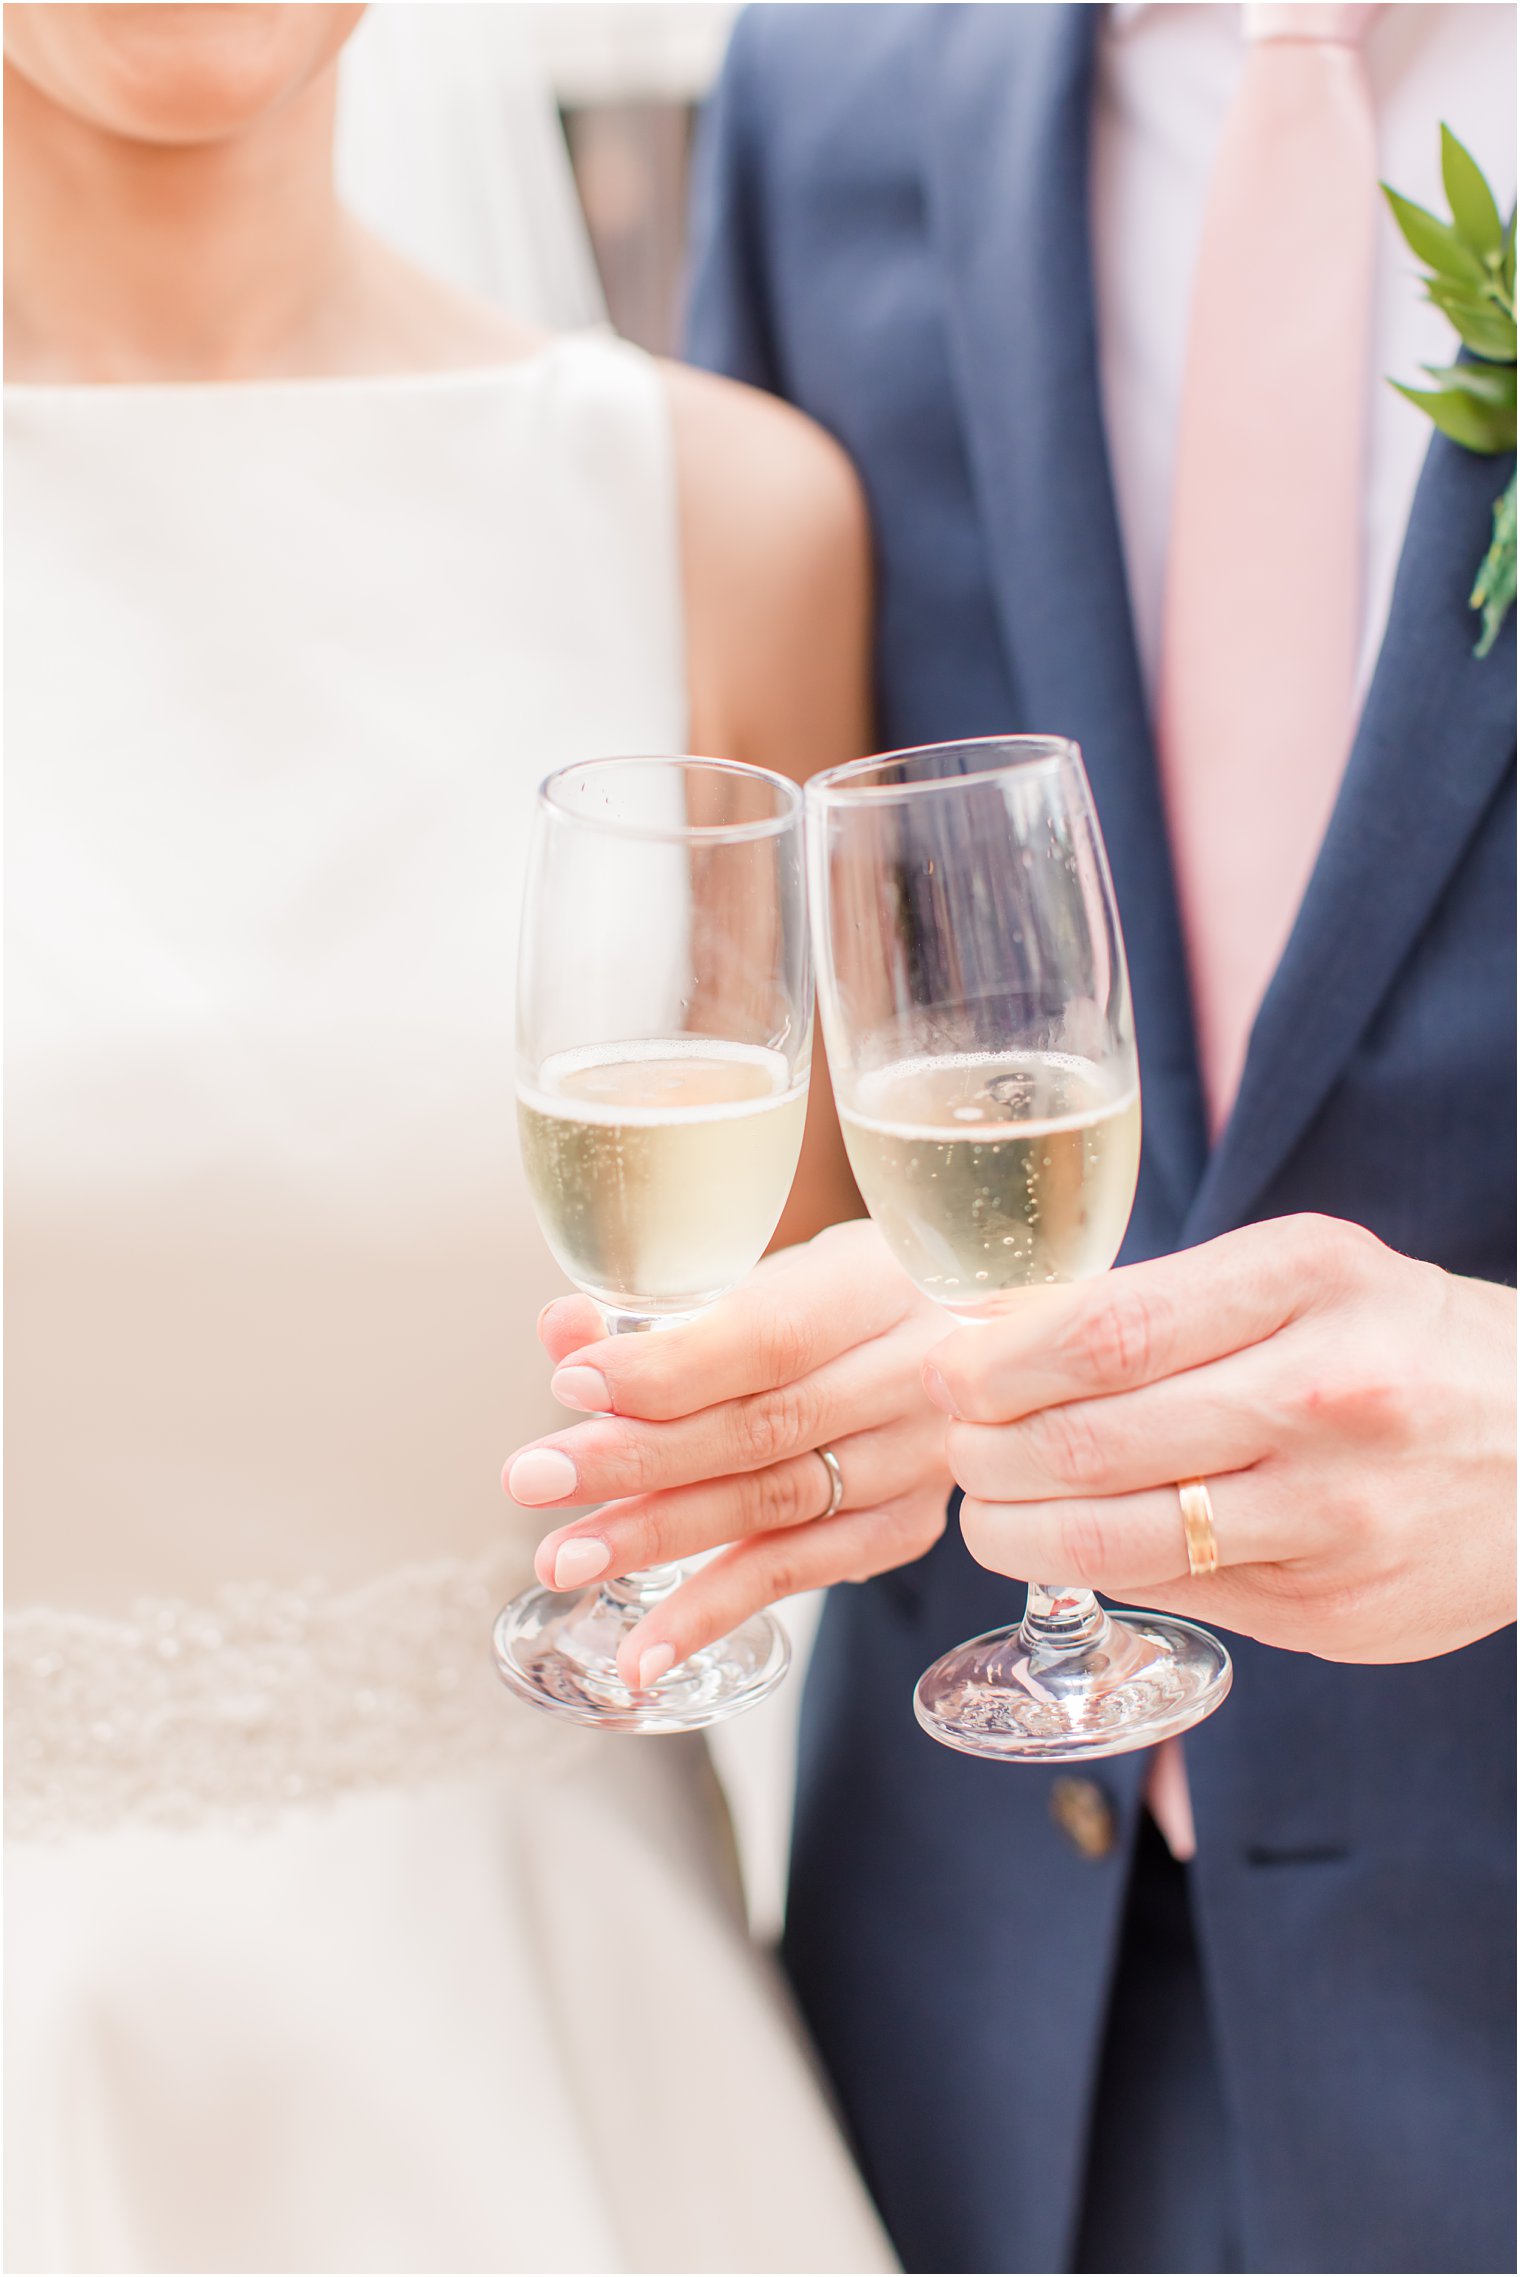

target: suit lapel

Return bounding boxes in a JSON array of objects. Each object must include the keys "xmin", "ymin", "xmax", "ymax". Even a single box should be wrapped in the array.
[
  {"xmin": 927, "ymin": 4, "xmax": 1515, "ymax": 1244},
  {"xmin": 1186, "ymin": 435, "xmax": 1518, "ymax": 1240},
  {"xmin": 925, "ymin": 2, "xmax": 1209, "ymax": 1239}
]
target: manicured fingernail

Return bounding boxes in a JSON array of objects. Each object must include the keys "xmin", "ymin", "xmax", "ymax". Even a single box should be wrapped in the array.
[
  {"xmin": 550, "ymin": 1365, "xmax": 612, "ymax": 1414},
  {"xmin": 637, "ymin": 1644, "xmax": 675, "ymax": 1692},
  {"xmin": 506, "ymin": 1447, "xmax": 579, "ymax": 1504},
  {"xmin": 552, "ymin": 1536, "xmax": 610, "ymax": 1590},
  {"xmin": 923, "ymin": 1365, "xmax": 956, "ymax": 1414}
]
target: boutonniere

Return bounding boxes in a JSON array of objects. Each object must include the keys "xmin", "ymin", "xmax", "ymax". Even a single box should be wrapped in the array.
[{"xmin": 1384, "ymin": 126, "xmax": 1516, "ymax": 657}]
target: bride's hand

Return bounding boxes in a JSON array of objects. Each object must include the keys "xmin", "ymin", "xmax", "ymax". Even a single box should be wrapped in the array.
[{"xmin": 502, "ymin": 1221, "xmax": 951, "ymax": 1692}]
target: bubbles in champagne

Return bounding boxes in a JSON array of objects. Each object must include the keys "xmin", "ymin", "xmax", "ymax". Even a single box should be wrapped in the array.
[
  {"xmin": 838, "ymin": 1050, "xmax": 1139, "ymax": 1308},
  {"xmin": 518, "ymin": 1039, "xmax": 806, "ymax": 1315}
]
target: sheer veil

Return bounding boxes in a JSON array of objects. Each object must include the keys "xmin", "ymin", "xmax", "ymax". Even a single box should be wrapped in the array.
[{"xmin": 335, "ymin": 3, "xmax": 607, "ymax": 331}]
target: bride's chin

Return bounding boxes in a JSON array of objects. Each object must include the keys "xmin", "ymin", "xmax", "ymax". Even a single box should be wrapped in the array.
[{"xmin": 3, "ymin": 2, "xmax": 367, "ymax": 148}]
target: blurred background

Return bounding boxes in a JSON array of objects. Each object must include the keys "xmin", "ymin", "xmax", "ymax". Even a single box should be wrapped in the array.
[
  {"xmin": 338, "ymin": 1, "xmax": 813, "ymax": 1941},
  {"xmin": 338, "ymin": 1, "xmax": 739, "ymax": 351},
  {"xmin": 540, "ymin": 0, "xmax": 738, "ymax": 350}
]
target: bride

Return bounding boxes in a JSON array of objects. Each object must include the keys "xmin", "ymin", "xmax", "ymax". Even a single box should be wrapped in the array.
[{"xmin": 3, "ymin": 6, "xmax": 887, "ymax": 2270}]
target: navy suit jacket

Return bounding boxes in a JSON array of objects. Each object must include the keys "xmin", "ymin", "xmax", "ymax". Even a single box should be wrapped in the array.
[{"xmin": 685, "ymin": 8, "xmax": 1517, "ymax": 2274}]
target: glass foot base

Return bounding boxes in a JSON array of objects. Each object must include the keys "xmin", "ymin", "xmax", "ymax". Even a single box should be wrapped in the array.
[
  {"xmin": 914, "ymin": 1609, "xmax": 1232, "ymax": 1763},
  {"xmin": 492, "ymin": 1581, "xmax": 790, "ymax": 1733}
]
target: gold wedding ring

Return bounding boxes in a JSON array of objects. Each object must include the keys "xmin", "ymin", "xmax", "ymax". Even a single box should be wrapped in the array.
[
  {"xmin": 1178, "ymin": 1477, "xmax": 1220, "ymax": 1577},
  {"xmin": 813, "ymin": 1445, "xmax": 846, "ymax": 1520}
]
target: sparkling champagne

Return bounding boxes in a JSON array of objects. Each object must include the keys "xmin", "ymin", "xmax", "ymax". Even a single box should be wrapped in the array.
[
  {"xmin": 839, "ymin": 1050, "xmax": 1140, "ymax": 1309},
  {"xmin": 518, "ymin": 1039, "xmax": 806, "ymax": 1314}
]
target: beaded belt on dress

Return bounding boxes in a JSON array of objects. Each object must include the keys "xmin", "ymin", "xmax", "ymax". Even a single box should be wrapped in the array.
[{"xmin": 5, "ymin": 1544, "xmax": 585, "ymax": 1839}]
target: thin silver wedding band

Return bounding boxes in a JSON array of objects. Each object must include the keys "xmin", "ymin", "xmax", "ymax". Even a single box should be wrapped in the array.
[{"xmin": 813, "ymin": 1445, "xmax": 846, "ymax": 1520}]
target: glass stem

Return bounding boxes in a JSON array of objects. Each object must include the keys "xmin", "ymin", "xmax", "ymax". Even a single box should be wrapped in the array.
[
  {"xmin": 948, "ymin": 1319, "xmax": 1113, "ymax": 1666},
  {"xmin": 593, "ymin": 1305, "xmax": 696, "ymax": 1608},
  {"xmin": 1020, "ymin": 1581, "xmax": 1110, "ymax": 1661},
  {"xmin": 601, "ymin": 1563, "xmax": 683, "ymax": 1613}
]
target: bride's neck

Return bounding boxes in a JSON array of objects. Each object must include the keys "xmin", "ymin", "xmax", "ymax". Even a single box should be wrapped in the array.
[{"xmin": 4, "ymin": 60, "xmax": 356, "ymax": 384}]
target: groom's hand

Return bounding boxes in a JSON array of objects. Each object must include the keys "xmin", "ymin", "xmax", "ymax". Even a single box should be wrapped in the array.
[
  {"xmin": 926, "ymin": 1215, "xmax": 1516, "ymax": 1665},
  {"xmin": 503, "ymin": 1221, "xmax": 951, "ymax": 1691}
]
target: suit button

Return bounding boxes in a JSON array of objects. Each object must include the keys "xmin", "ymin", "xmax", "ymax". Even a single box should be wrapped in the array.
[{"xmin": 1051, "ymin": 1777, "xmax": 1116, "ymax": 1859}]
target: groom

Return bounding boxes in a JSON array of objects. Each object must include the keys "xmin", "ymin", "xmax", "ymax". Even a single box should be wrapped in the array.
[{"xmin": 685, "ymin": 6, "xmax": 1516, "ymax": 2273}]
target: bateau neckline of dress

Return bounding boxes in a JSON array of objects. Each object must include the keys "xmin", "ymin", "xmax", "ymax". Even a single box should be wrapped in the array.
[{"xmin": 3, "ymin": 326, "xmax": 615, "ymax": 404}]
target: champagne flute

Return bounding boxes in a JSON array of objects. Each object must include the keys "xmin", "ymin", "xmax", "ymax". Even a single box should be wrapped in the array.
[
  {"xmin": 494, "ymin": 755, "xmax": 810, "ymax": 1730},
  {"xmin": 807, "ymin": 735, "xmax": 1231, "ymax": 1761}
]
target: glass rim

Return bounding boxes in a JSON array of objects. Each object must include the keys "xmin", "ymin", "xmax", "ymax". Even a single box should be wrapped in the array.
[
  {"xmin": 805, "ymin": 733, "xmax": 1082, "ymax": 808},
  {"xmin": 538, "ymin": 754, "xmax": 805, "ymax": 844}
]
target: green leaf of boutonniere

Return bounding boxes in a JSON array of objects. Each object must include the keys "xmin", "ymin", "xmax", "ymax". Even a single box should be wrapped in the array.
[
  {"xmin": 1384, "ymin": 186, "xmax": 1488, "ymax": 287},
  {"xmin": 1384, "ymin": 126, "xmax": 1516, "ymax": 656},
  {"xmin": 1422, "ymin": 280, "xmax": 1516, "ymax": 363},
  {"xmin": 1472, "ymin": 470, "xmax": 1517, "ymax": 658},
  {"xmin": 1421, "ymin": 360, "xmax": 1517, "ymax": 410},
  {"xmin": 1440, "ymin": 123, "xmax": 1505, "ymax": 256},
  {"xmin": 1392, "ymin": 381, "xmax": 1516, "ymax": 455}
]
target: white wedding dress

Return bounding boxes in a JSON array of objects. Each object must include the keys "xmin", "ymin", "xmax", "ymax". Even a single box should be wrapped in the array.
[{"xmin": 4, "ymin": 334, "xmax": 891, "ymax": 2276}]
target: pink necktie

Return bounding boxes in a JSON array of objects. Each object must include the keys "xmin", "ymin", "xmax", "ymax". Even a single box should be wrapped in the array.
[
  {"xmin": 1157, "ymin": 2, "xmax": 1379, "ymax": 1136},
  {"xmin": 1148, "ymin": 4, "xmax": 1378, "ymax": 1863}
]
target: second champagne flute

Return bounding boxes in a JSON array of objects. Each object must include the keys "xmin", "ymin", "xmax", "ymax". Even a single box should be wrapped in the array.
[
  {"xmin": 494, "ymin": 755, "xmax": 811, "ymax": 1731},
  {"xmin": 807, "ymin": 735, "xmax": 1232, "ymax": 1762}
]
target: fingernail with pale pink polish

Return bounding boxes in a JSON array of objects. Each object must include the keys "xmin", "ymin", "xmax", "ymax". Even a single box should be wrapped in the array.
[
  {"xmin": 550, "ymin": 1365, "xmax": 612, "ymax": 1414},
  {"xmin": 552, "ymin": 1536, "xmax": 610, "ymax": 1591},
  {"xmin": 923, "ymin": 1365, "xmax": 956, "ymax": 1414},
  {"xmin": 506, "ymin": 1447, "xmax": 579, "ymax": 1505},
  {"xmin": 637, "ymin": 1644, "xmax": 675, "ymax": 1692}
]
